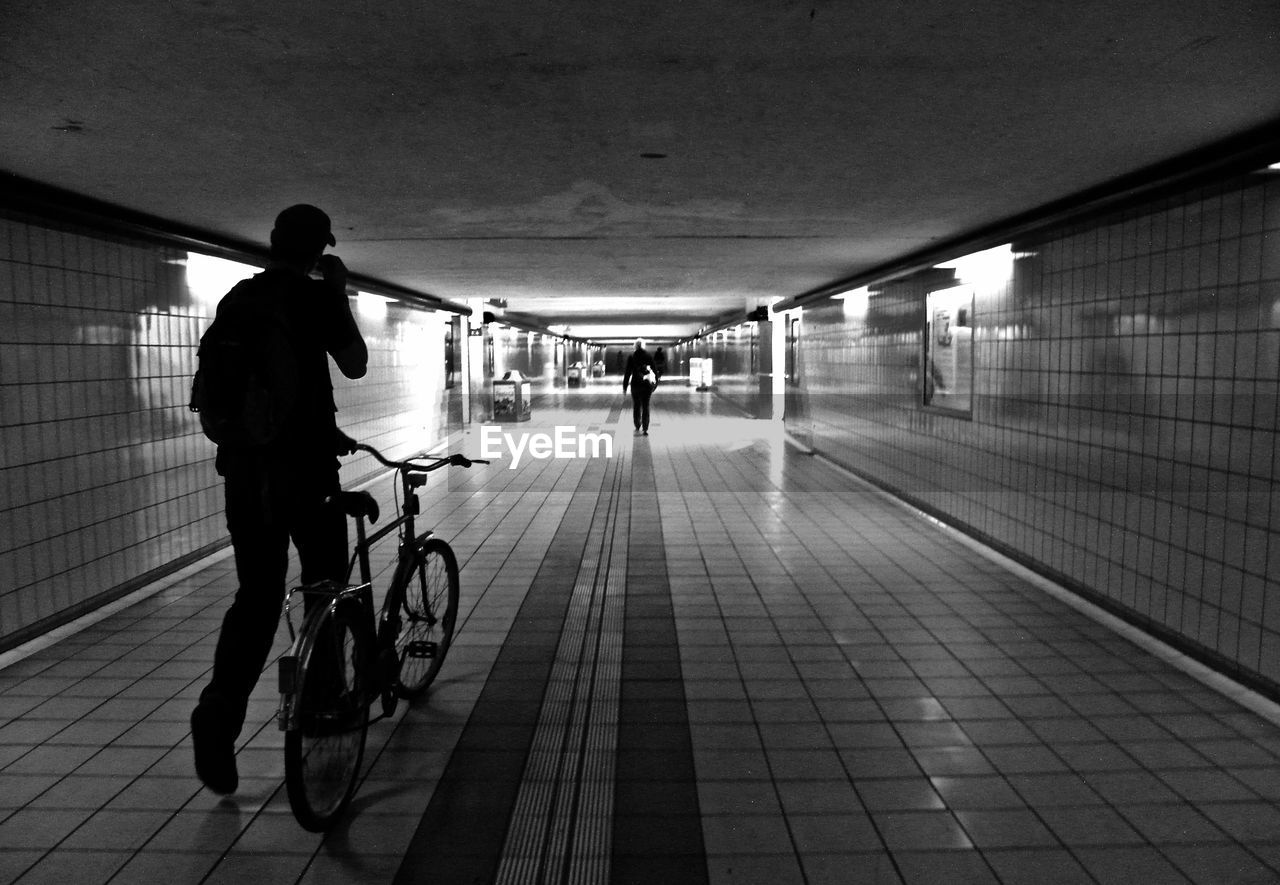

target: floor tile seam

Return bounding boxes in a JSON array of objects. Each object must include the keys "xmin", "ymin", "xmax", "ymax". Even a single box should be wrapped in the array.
[
  {"xmin": 754, "ymin": 508, "xmax": 1050, "ymax": 720},
  {"xmin": 0, "ymin": 670, "xmax": 208, "ymax": 789},
  {"xmin": 440, "ymin": 455, "xmax": 593, "ymax": 650},
  {"xmin": 448, "ymin": 488, "xmax": 582, "ymax": 646},
  {"xmin": 899, "ymin": 639, "xmax": 1271, "ymax": 766},
  {"xmin": 669, "ymin": 489, "xmax": 1111, "ymax": 873},
  {"xmin": 684, "ymin": 550, "xmax": 913, "ymax": 875},
  {"xmin": 16, "ymin": 772, "xmax": 211, "ymax": 873},
  {"xmin": 806, "ymin": 449, "xmax": 1280, "ymax": 728},
  {"xmin": 705, "ymin": 533, "xmax": 1267, "ymax": 874},
  {"xmin": 0, "ymin": 550, "xmax": 238, "ymax": 675}
]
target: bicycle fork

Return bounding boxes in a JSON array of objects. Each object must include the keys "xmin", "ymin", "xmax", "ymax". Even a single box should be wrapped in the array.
[{"xmin": 276, "ymin": 581, "xmax": 378, "ymax": 731}]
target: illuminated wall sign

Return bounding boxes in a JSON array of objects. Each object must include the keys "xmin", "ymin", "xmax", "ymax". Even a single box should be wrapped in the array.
[{"xmin": 923, "ymin": 285, "xmax": 974, "ymax": 414}]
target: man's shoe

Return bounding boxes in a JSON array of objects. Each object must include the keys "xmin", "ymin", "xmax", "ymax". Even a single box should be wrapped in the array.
[{"xmin": 191, "ymin": 705, "xmax": 238, "ymax": 795}]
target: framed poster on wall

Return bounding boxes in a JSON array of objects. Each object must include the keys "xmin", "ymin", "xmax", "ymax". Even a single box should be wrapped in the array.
[{"xmin": 923, "ymin": 285, "xmax": 974, "ymax": 414}]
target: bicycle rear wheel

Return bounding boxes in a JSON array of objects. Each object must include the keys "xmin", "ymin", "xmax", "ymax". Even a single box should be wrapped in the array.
[
  {"xmin": 284, "ymin": 598, "xmax": 370, "ymax": 831},
  {"xmin": 384, "ymin": 536, "xmax": 459, "ymax": 698}
]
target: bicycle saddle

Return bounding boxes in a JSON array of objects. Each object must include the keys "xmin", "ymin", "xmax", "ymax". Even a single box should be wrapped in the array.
[{"xmin": 329, "ymin": 490, "xmax": 380, "ymax": 524}]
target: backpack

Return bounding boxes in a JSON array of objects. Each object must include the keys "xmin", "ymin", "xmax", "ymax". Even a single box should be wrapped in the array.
[{"xmin": 189, "ymin": 279, "xmax": 299, "ymax": 448}]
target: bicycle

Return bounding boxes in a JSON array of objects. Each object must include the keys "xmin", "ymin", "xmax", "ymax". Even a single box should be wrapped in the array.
[{"xmin": 275, "ymin": 442, "xmax": 487, "ymax": 831}]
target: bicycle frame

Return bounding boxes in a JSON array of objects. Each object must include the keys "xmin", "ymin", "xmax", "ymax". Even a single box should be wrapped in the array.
[
  {"xmin": 345, "ymin": 441, "xmax": 484, "ymax": 582},
  {"xmin": 282, "ymin": 448, "xmax": 439, "ymax": 645},
  {"xmin": 277, "ymin": 444, "xmax": 486, "ymax": 732},
  {"xmin": 346, "ymin": 464, "xmax": 429, "ymax": 588}
]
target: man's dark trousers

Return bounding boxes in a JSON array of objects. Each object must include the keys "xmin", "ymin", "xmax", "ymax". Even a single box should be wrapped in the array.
[
  {"xmin": 199, "ymin": 455, "xmax": 347, "ymax": 738},
  {"xmin": 631, "ymin": 384, "xmax": 653, "ymax": 432}
]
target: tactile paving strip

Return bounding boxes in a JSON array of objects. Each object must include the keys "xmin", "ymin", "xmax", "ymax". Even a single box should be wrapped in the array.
[{"xmin": 495, "ymin": 447, "xmax": 627, "ymax": 883}]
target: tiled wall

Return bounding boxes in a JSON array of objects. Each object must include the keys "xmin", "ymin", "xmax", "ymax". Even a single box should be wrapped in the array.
[
  {"xmin": 490, "ymin": 327, "xmax": 562, "ymax": 388},
  {"xmin": 484, "ymin": 328, "xmax": 598, "ymax": 409},
  {"xmin": 787, "ymin": 168, "xmax": 1280, "ymax": 692},
  {"xmin": 0, "ymin": 212, "xmax": 457, "ymax": 651}
]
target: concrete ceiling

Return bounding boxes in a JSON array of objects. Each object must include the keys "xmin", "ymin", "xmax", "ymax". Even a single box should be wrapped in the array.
[{"xmin": 2, "ymin": 1, "xmax": 1279, "ymax": 341}]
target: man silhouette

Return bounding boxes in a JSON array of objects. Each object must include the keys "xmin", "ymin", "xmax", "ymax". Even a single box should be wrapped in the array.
[
  {"xmin": 622, "ymin": 337, "xmax": 658, "ymax": 435},
  {"xmin": 191, "ymin": 204, "xmax": 368, "ymax": 795}
]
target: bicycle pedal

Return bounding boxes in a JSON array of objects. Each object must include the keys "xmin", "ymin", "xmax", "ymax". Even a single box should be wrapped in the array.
[{"xmin": 406, "ymin": 640, "xmax": 438, "ymax": 659}]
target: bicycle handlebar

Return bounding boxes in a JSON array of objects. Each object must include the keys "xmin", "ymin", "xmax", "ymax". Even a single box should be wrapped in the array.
[{"xmin": 352, "ymin": 442, "xmax": 489, "ymax": 472}]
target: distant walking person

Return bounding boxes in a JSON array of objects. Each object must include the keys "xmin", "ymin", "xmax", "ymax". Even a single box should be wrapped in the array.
[
  {"xmin": 190, "ymin": 204, "xmax": 368, "ymax": 795},
  {"xmin": 653, "ymin": 346, "xmax": 668, "ymax": 379},
  {"xmin": 622, "ymin": 337, "xmax": 658, "ymax": 435}
]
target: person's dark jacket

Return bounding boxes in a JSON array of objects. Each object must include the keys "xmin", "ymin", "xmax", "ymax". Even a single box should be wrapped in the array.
[
  {"xmin": 622, "ymin": 348, "xmax": 657, "ymax": 393},
  {"xmin": 215, "ymin": 267, "xmax": 358, "ymax": 475}
]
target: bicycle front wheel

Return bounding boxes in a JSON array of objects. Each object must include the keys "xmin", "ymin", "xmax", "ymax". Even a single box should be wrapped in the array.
[
  {"xmin": 384, "ymin": 536, "xmax": 459, "ymax": 698},
  {"xmin": 284, "ymin": 598, "xmax": 370, "ymax": 831}
]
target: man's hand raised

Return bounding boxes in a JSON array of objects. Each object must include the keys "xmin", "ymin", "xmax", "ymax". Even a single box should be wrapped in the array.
[{"xmin": 316, "ymin": 254, "xmax": 348, "ymax": 290}]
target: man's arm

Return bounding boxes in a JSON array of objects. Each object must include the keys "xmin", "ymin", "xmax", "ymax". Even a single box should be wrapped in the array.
[
  {"xmin": 334, "ymin": 335, "xmax": 368, "ymax": 380},
  {"xmin": 316, "ymin": 255, "xmax": 368, "ymax": 379}
]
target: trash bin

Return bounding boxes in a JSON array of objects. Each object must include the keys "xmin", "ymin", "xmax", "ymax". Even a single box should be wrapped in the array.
[
  {"xmin": 567, "ymin": 362, "xmax": 585, "ymax": 388},
  {"xmin": 689, "ymin": 358, "xmax": 714, "ymax": 390},
  {"xmin": 492, "ymin": 370, "xmax": 531, "ymax": 422}
]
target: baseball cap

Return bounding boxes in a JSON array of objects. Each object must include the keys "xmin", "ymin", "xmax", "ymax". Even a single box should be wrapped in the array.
[{"xmin": 273, "ymin": 204, "xmax": 336, "ymax": 247}]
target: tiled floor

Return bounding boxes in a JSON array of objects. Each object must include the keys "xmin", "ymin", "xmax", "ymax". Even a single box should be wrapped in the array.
[{"xmin": 3, "ymin": 387, "xmax": 1280, "ymax": 884}]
